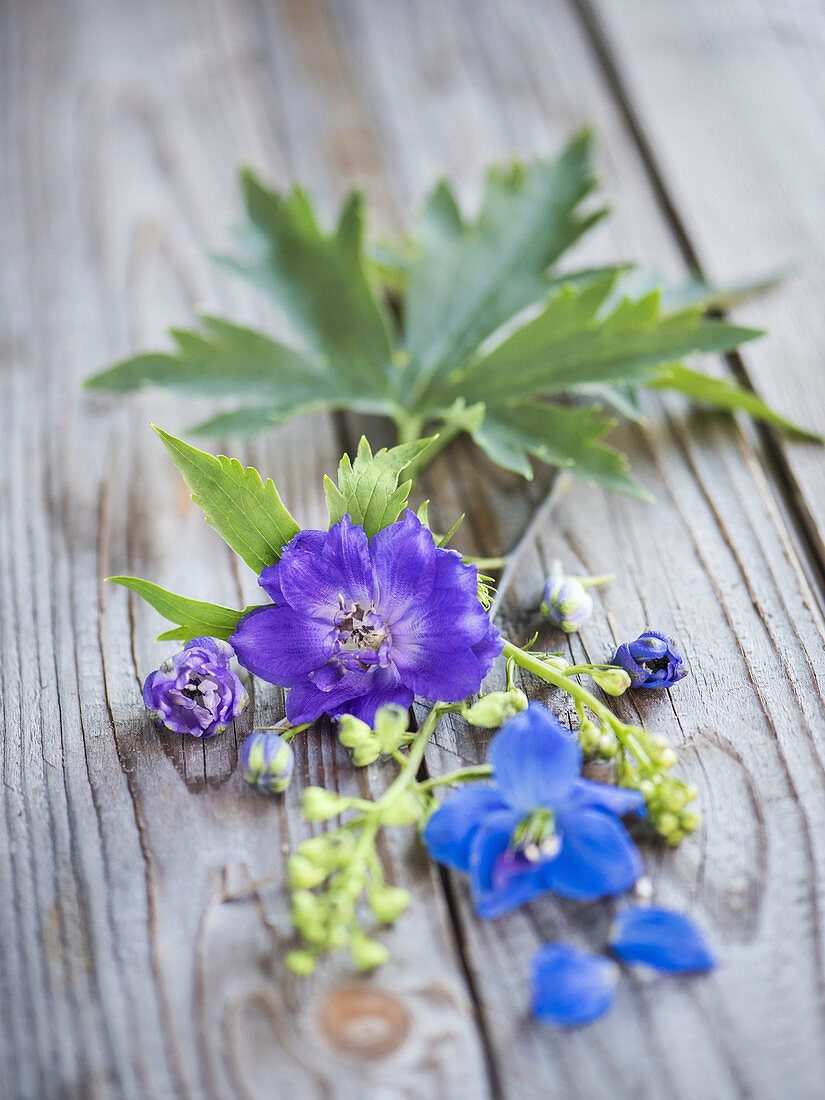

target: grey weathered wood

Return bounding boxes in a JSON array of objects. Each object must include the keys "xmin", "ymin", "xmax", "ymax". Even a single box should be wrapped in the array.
[
  {"xmin": 583, "ymin": 0, "xmax": 825, "ymax": 568},
  {"xmin": 5, "ymin": 0, "xmax": 825, "ymax": 1098},
  {"xmin": 335, "ymin": 0, "xmax": 825, "ymax": 1096}
]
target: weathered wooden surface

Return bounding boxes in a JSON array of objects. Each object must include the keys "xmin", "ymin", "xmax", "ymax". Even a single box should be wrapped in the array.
[{"xmin": 3, "ymin": 0, "xmax": 825, "ymax": 1097}]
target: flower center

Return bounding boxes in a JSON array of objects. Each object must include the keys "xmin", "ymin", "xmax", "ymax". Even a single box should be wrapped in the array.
[
  {"xmin": 643, "ymin": 655, "xmax": 669, "ymax": 673},
  {"xmin": 335, "ymin": 598, "xmax": 388, "ymax": 652},
  {"xmin": 512, "ymin": 808, "xmax": 561, "ymax": 862},
  {"xmin": 177, "ymin": 672, "xmax": 219, "ymax": 711}
]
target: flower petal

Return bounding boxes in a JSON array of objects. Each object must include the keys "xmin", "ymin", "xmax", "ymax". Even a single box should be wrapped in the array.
[
  {"xmin": 284, "ymin": 666, "xmax": 374, "ymax": 724},
  {"xmin": 230, "ymin": 605, "xmax": 334, "ymax": 684},
  {"xmin": 258, "ymin": 529, "xmax": 326, "ymax": 603},
  {"xmin": 531, "ymin": 944, "xmax": 618, "ymax": 1027},
  {"xmin": 184, "ymin": 636, "xmax": 234, "ymax": 665},
  {"xmin": 277, "ymin": 517, "xmax": 375, "ymax": 614},
  {"xmin": 610, "ymin": 905, "xmax": 717, "ymax": 973},
  {"xmin": 488, "ymin": 704, "xmax": 582, "ymax": 813},
  {"xmin": 469, "ymin": 809, "xmax": 549, "ymax": 918},
  {"xmin": 546, "ymin": 808, "xmax": 642, "ymax": 901},
  {"xmin": 565, "ymin": 777, "xmax": 646, "ymax": 819},
  {"xmin": 424, "ymin": 786, "xmax": 511, "ymax": 872},
  {"xmin": 370, "ymin": 511, "xmax": 437, "ymax": 618}
]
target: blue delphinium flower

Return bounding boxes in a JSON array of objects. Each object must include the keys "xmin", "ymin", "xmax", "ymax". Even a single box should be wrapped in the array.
[
  {"xmin": 230, "ymin": 512, "xmax": 502, "ymax": 726},
  {"xmin": 240, "ymin": 731, "xmax": 295, "ymax": 794},
  {"xmin": 424, "ymin": 703, "xmax": 644, "ymax": 918},
  {"xmin": 531, "ymin": 944, "xmax": 619, "ymax": 1027},
  {"xmin": 143, "ymin": 637, "xmax": 249, "ymax": 738},
  {"xmin": 611, "ymin": 630, "xmax": 687, "ymax": 689},
  {"xmin": 610, "ymin": 905, "xmax": 716, "ymax": 972}
]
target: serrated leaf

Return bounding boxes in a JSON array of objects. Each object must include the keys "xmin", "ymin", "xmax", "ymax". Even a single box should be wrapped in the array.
[
  {"xmin": 109, "ymin": 576, "xmax": 260, "ymax": 641},
  {"xmin": 86, "ymin": 315, "xmax": 333, "ymax": 405},
  {"xmin": 154, "ymin": 426, "xmax": 300, "ymax": 573},
  {"xmin": 650, "ymin": 363, "xmax": 822, "ymax": 440},
  {"xmin": 474, "ymin": 403, "xmax": 652, "ymax": 500},
  {"xmin": 401, "ymin": 130, "xmax": 606, "ymax": 407},
  {"xmin": 453, "ymin": 276, "xmax": 761, "ymax": 404},
  {"xmin": 324, "ymin": 436, "xmax": 436, "ymax": 537},
  {"xmin": 216, "ymin": 173, "xmax": 393, "ymax": 393}
]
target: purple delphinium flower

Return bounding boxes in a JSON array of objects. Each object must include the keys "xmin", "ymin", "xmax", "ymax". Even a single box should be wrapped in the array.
[
  {"xmin": 143, "ymin": 637, "xmax": 249, "ymax": 738},
  {"xmin": 610, "ymin": 630, "xmax": 687, "ymax": 689},
  {"xmin": 230, "ymin": 512, "xmax": 502, "ymax": 726},
  {"xmin": 610, "ymin": 905, "xmax": 716, "ymax": 973},
  {"xmin": 531, "ymin": 944, "xmax": 619, "ymax": 1027},
  {"xmin": 424, "ymin": 703, "xmax": 645, "ymax": 918}
]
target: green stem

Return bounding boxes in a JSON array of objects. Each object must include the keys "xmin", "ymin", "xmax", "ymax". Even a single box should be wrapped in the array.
[
  {"xmin": 502, "ymin": 642, "xmax": 653, "ymax": 769},
  {"xmin": 417, "ymin": 764, "xmax": 493, "ymax": 791},
  {"xmin": 579, "ymin": 573, "xmax": 616, "ymax": 588},
  {"xmin": 463, "ymin": 556, "xmax": 508, "ymax": 571}
]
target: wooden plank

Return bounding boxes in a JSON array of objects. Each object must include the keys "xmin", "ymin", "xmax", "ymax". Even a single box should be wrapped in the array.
[
  {"xmin": 582, "ymin": 0, "xmax": 825, "ymax": 567},
  {"xmin": 335, "ymin": 0, "xmax": 825, "ymax": 1095},
  {"xmin": 0, "ymin": 0, "xmax": 495, "ymax": 1095}
]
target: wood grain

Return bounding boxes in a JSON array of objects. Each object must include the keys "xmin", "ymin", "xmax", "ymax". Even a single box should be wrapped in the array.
[{"xmin": 4, "ymin": 0, "xmax": 825, "ymax": 1097}]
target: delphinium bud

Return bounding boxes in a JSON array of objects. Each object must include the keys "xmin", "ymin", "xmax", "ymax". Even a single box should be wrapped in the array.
[
  {"xmin": 541, "ymin": 572, "xmax": 592, "ymax": 633},
  {"xmin": 302, "ymin": 787, "xmax": 350, "ymax": 821},
  {"xmin": 589, "ymin": 667, "xmax": 632, "ymax": 697},
  {"xmin": 610, "ymin": 631, "xmax": 687, "ymax": 689},
  {"xmin": 367, "ymin": 884, "xmax": 412, "ymax": 924},
  {"xmin": 143, "ymin": 637, "xmax": 248, "ymax": 737},
  {"xmin": 540, "ymin": 561, "xmax": 612, "ymax": 633},
  {"xmin": 240, "ymin": 731, "xmax": 294, "ymax": 794},
  {"xmin": 462, "ymin": 690, "xmax": 529, "ymax": 727}
]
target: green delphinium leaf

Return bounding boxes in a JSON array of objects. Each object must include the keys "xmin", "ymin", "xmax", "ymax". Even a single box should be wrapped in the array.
[
  {"xmin": 154, "ymin": 426, "xmax": 300, "ymax": 573},
  {"xmin": 473, "ymin": 402, "xmax": 651, "ymax": 500},
  {"xmin": 109, "ymin": 576, "xmax": 260, "ymax": 641},
  {"xmin": 324, "ymin": 436, "xmax": 436, "ymax": 537},
  {"xmin": 400, "ymin": 130, "xmax": 607, "ymax": 407},
  {"xmin": 650, "ymin": 363, "xmax": 823, "ymax": 440},
  {"xmin": 451, "ymin": 275, "xmax": 761, "ymax": 404},
  {"xmin": 86, "ymin": 315, "xmax": 328, "ymax": 398},
  {"xmin": 216, "ymin": 174, "xmax": 394, "ymax": 394}
]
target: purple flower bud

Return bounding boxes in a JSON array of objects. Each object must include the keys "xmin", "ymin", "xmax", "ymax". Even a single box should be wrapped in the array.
[
  {"xmin": 143, "ymin": 637, "xmax": 249, "ymax": 737},
  {"xmin": 610, "ymin": 631, "xmax": 687, "ymax": 689},
  {"xmin": 541, "ymin": 571, "xmax": 593, "ymax": 633},
  {"xmin": 240, "ymin": 731, "xmax": 294, "ymax": 794}
]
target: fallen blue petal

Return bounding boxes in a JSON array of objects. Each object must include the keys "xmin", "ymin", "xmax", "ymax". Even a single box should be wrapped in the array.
[
  {"xmin": 610, "ymin": 905, "xmax": 717, "ymax": 973},
  {"xmin": 531, "ymin": 944, "xmax": 618, "ymax": 1027}
]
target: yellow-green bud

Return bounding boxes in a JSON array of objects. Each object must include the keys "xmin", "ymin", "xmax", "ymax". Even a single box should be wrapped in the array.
[
  {"xmin": 302, "ymin": 787, "xmax": 348, "ymax": 821},
  {"xmin": 349, "ymin": 929, "xmax": 390, "ymax": 971},
  {"xmin": 462, "ymin": 690, "xmax": 528, "ymax": 727},
  {"xmin": 285, "ymin": 949, "xmax": 317, "ymax": 976},
  {"xmin": 337, "ymin": 714, "xmax": 375, "ymax": 749},
  {"xmin": 680, "ymin": 810, "xmax": 701, "ymax": 833},
  {"xmin": 657, "ymin": 812, "xmax": 679, "ymax": 838},
  {"xmin": 297, "ymin": 832, "xmax": 354, "ymax": 870},
  {"xmin": 590, "ymin": 667, "xmax": 632, "ymax": 696},
  {"xmin": 373, "ymin": 704, "xmax": 410, "ymax": 752},
  {"xmin": 352, "ymin": 743, "xmax": 382, "ymax": 767},
  {"xmin": 379, "ymin": 790, "xmax": 422, "ymax": 827},
  {"xmin": 367, "ymin": 884, "xmax": 412, "ymax": 924},
  {"xmin": 288, "ymin": 853, "xmax": 329, "ymax": 889}
]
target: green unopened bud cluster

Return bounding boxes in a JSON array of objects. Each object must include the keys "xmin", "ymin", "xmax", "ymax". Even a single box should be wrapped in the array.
[
  {"xmin": 338, "ymin": 704, "xmax": 410, "ymax": 766},
  {"xmin": 286, "ymin": 817, "xmax": 414, "ymax": 975},
  {"xmin": 578, "ymin": 718, "xmax": 619, "ymax": 760},
  {"xmin": 615, "ymin": 729, "xmax": 700, "ymax": 844}
]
